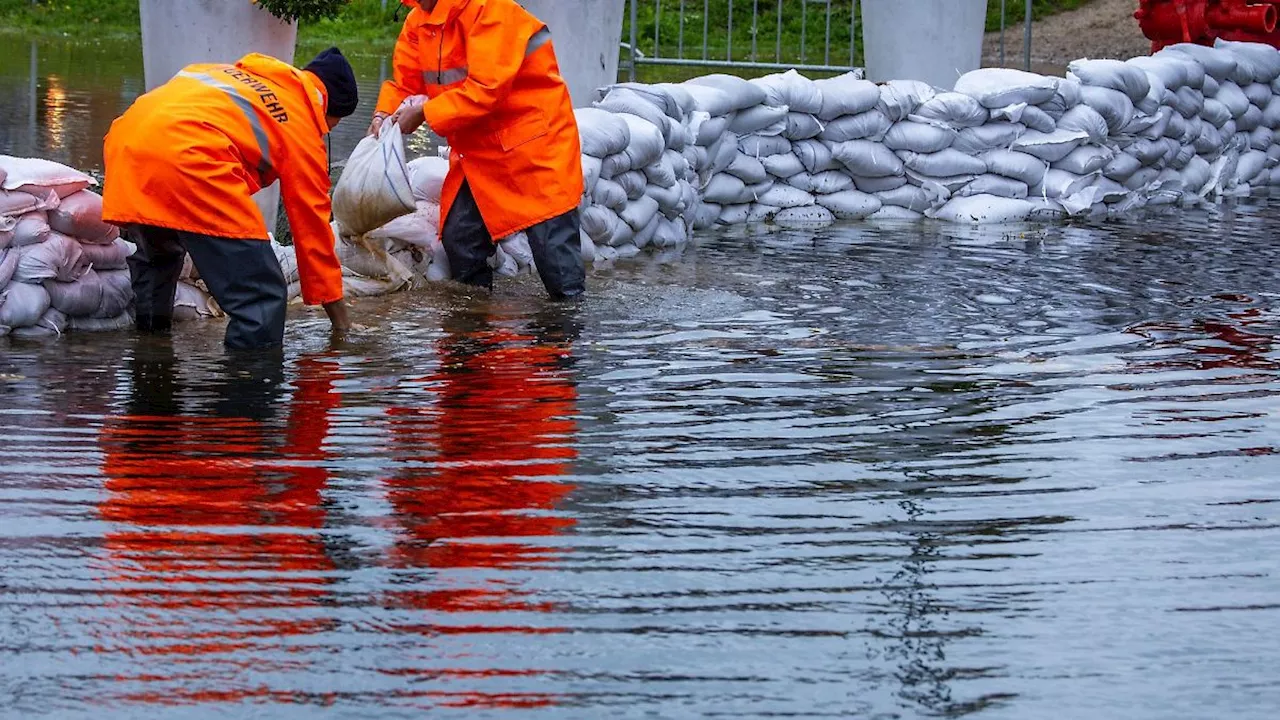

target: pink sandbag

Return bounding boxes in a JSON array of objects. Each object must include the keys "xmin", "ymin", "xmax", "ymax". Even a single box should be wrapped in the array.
[
  {"xmin": 47, "ymin": 190, "xmax": 119, "ymax": 244},
  {"xmin": 94, "ymin": 269, "xmax": 133, "ymax": 318},
  {"xmin": 44, "ymin": 268, "xmax": 105, "ymax": 317},
  {"xmin": 1, "ymin": 188, "xmax": 58, "ymax": 218},
  {"xmin": 0, "ymin": 155, "xmax": 94, "ymax": 199},
  {"xmin": 11, "ymin": 211, "xmax": 51, "ymax": 247},
  {"xmin": 0, "ymin": 217, "xmax": 13, "ymax": 251},
  {"xmin": 0, "ymin": 247, "xmax": 17, "ymax": 288},
  {"xmin": 15, "ymin": 232, "xmax": 89, "ymax": 283},
  {"xmin": 0, "ymin": 280, "xmax": 51, "ymax": 332},
  {"xmin": 78, "ymin": 237, "xmax": 133, "ymax": 270}
]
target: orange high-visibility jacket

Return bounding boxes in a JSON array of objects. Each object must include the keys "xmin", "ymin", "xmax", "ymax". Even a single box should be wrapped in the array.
[
  {"xmin": 376, "ymin": 0, "xmax": 584, "ymax": 241},
  {"xmin": 102, "ymin": 53, "xmax": 343, "ymax": 306}
]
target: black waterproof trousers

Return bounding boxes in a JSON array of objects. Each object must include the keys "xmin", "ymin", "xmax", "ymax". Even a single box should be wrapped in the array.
[
  {"xmin": 126, "ymin": 225, "xmax": 288, "ymax": 350},
  {"xmin": 442, "ymin": 180, "xmax": 586, "ymax": 299}
]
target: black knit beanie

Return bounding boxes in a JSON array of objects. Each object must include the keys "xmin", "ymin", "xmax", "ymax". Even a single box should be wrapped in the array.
[{"xmin": 305, "ymin": 47, "xmax": 359, "ymax": 118}]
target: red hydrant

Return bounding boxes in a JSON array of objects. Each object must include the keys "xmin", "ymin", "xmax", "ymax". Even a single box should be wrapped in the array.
[{"xmin": 1136, "ymin": 0, "xmax": 1280, "ymax": 52}]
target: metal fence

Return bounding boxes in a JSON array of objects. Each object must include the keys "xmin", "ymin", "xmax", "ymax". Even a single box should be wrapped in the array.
[{"xmin": 622, "ymin": 0, "xmax": 1036, "ymax": 81}]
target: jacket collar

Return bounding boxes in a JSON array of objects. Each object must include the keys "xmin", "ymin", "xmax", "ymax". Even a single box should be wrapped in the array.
[{"xmin": 418, "ymin": 0, "xmax": 471, "ymax": 24}]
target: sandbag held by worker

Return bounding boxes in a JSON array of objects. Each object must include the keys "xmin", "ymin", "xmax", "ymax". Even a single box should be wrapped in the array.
[
  {"xmin": 371, "ymin": 0, "xmax": 586, "ymax": 301},
  {"xmin": 102, "ymin": 47, "xmax": 360, "ymax": 349}
]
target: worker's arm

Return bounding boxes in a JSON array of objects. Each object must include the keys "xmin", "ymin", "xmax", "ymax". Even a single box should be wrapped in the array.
[
  {"xmin": 279, "ymin": 134, "xmax": 348, "ymax": 330},
  {"xmin": 422, "ymin": 7, "xmax": 537, "ymax": 137},
  {"xmin": 373, "ymin": 17, "xmax": 427, "ymax": 129}
]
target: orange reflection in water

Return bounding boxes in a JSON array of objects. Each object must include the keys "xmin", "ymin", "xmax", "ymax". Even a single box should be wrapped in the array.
[
  {"xmin": 380, "ymin": 310, "xmax": 582, "ymax": 709},
  {"xmin": 96, "ymin": 350, "xmax": 341, "ymax": 707}
]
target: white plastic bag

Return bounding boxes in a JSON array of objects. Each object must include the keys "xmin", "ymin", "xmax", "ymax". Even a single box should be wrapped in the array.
[{"xmin": 332, "ymin": 123, "xmax": 415, "ymax": 237}]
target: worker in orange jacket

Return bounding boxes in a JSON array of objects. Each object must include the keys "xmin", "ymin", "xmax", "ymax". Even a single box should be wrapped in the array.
[
  {"xmin": 103, "ymin": 48, "xmax": 359, "ymax": 349},
  {"xmin": 371, "ymin": 0, "xmax": 585, "ymax": 300}
]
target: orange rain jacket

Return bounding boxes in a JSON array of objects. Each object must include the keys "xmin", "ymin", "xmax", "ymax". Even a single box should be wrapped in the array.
[
  {"xmin": 102, "ymin": 53, "xmax": 343, "ymax": 306},
  {"xmin": 376, "ymin": 0, "xmax": 584, "ymax": 240}
]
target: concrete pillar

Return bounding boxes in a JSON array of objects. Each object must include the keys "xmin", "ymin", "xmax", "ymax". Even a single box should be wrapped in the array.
[
  {"xmin": 519, "ymin": 0, "xmax": 626, "ymax": 107},
  {"xmin": 139, "ymin": 0, "xmax": 299, "ymax": 234},
  {"xmin": 862, "ymin": 0, "xmax": 989, "ymax": 89}
]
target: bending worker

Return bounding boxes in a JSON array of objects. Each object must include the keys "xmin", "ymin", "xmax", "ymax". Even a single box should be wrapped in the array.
[
  {"xmin": 371, "ymin": 0, "xmax": 585, "ymax": 300},
  {"xmin": 103, "ymin": 48, "xmax": 359, "ymax": 349}
]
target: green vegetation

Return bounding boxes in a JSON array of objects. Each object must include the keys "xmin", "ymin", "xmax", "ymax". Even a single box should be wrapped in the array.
[{"xmin": 1, "ymin": 0, "xmax": 1098, "ymax": 62}]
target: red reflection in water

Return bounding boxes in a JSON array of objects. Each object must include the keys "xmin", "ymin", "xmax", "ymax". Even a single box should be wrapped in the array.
[
  {"xmin": 1129, "ymin": 306, "xmax": 1280, "ymax": 372},
  {"xmin": 96, "ymin": 352, "xmax": 341, "ymax": 706}
]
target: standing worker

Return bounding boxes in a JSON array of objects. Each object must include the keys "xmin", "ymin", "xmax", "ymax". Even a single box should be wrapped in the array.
[
  {"xmin": 371, "ymin": 0, "xmax": 585, "ymax": 300},
  {"xmin": 103, "ymin": 48, "xmax": 360, "ymax": 349}
]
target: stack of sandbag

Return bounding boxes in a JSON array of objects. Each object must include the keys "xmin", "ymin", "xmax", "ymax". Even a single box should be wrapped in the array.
[
  {"xmin": 352, "ymin": 153, "xmax": 452, "ymax": 288},
  {"xmin": 0, "ymin": 156, "xmax": 135, "ymax": 336},
  {"xmin": 587, "ymin": 81, "xmax": 700, "ymax": 254}
]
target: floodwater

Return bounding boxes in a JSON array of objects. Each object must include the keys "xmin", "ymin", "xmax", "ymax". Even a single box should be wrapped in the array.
[{"xmin": 4, "ymin": 37, "xmax": 1280, "ymax": 720}]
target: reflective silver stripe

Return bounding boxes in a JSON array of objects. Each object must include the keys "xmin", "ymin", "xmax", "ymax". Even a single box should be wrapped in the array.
[
  {"xmin": 422, "ymin": 66, "xmax": 469, "ymax": 86},
  {"xmin": 177, "ymin": 70, "xmax": 274, "ymax": 179},
  {"xmin": 526, "ymin": 26, "xmax": 552, "ymax": 56}
]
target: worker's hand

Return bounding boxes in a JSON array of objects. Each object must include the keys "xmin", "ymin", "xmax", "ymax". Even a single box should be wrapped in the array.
[
  {"xmin": 323, "ymin": 299, "xmax": 351, "ymax": 333},
  {"xmin": 368, "ymin": 112, "xmax": 390, "ymax": 138},
  {"xmin": 390, "ymin": 103, "xmax": 428, "ymax": 136}
]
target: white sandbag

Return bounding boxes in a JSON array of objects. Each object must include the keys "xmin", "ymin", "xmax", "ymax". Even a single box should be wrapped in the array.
[
  {"xmin": 952, "ymin": 122, "xmax": 1026, "ymax": 154},
  {"xmin": 899, "ymin": 149, "xmax": 987, "ymax": 177},
  {"xmin": 1172, "ymin": 86, "xmax": 1206, "ymax": 117},
  {"xmin": 336, "ymin": 233, "xmax": 416, "ymax": 290},
  {"xmin": 16, "ymin": 232, "xmax": 88, "ymax": 283},
  {"xmin": 695, "ymin": 114, "xmax": 732, "ymax": 146},
  {"xmin": 745, "ymin": 179, "xmax": 776, "ymax": 202},
  {"xmin": 1162, "ymin": 44, "xmax": 1237, "ymax": 82},
  {"xmin": 169, "ymin": 280, "xmax": 222, "ymax": 320},
  {"xmin": 643, "ymin": 156, "xmax": 678, "ymax": 189},
  {"xmin": 47, "ymin": 190, "xmax": 119, "ymax": 244},
  {"xmin": 756, "ymin": 185, "xmax": 815, "ymax": 209},
  {"xmin": 1135, "ymin": 73, "xmax": 1171, "ymax": 116},
  {"xmin": 77, "ymin": 238, "xmax": 132, "ymax": 271},
  {"xmin": 1134, "ymin": 107, "xmax": 1176, "ymax": 139},
  {"xmin": 580, "ymin": 155, "xmax": 602, "ymax": 194},
  {"xmin": 1215, "ymin": 39, "xmax": 1280, "ymax": 83},
  {"xmin": 691, "ymin": 201, "xmax": 721, "ymax": 229},
  {"xmin": 751, "ymin": 70, "xmax": 823, "ymax": 114},
  {"xmin": 651, "ymin": 217, "xmax": 689, "ymax": 248},
  {"xmin": 954, "ymin": 68, "xmax": 1059, "ymax": 108},
  {"xmin": 762, "ymin": 152, "xmax": 806, "ymax": 178},
  {"xmin": 1238, "ymin": 105, "xmax": 1265, "ymax": 132},
  {"xmin": 43, "ymin": 268, "xmax": 104, "ymax": 317},
  {"xmin": 1243, "ymin": 82, "xmax": 1273, "ymax": 107},
  {"xmin": 0, "ymin": 280, "xmax": 51, "ymax": 331},
  {"xmin": 774, "ymin": 205, "xmax": 834, "ymax": 228},
  {"xmin": 1250, "ymin": 126, "xmax": 1274, "ymax": 150},
  {"xmin": 1125, "ymin": 138, "xmax": 1170, "ymax": 166},
  {"xmin": 10, "ymin": 211, "xmax": 51, "ymax": 247},
  {"xmin": 830, "ymin": 140, "xmax": 905, "ymax": 177},
  {"xmin": 784, "ymin": 112, "xmax": 824, "ymax": 141},
  {"xmin": 597, "ymin": 85, "xmax": 681, "ymax": 124},
  {"xmin": 1011, "ymin": 105, "xmax": 1057, "ymax": 133},
  {"xmin": 1056, "ymin": 105, "xmax": 1111, "ymax": 143},
  {"xmin": 0, "ymin": 155, "xmax": 94, "ymax": 198},
  {"xmin": 1202, "ymin": 74, "xmax": 1221, "ymax": 96},
  {"xmin": 1236, "ymin": 149, "xmax": 1269, "ymax": 184},
  {"xmin": 882, "ymin": 121, "xmax": 956, "ymax": 153},
  {"xmin": 1054, "ymin": 145, "xmax": 1115, "ymax": 175},
  {"xmin": 717, "ymin": 204, "xmax": 751, "ymax": 225},
  {"xmin": 70, "ymin": 313, "xmax": 132, "ymax": 332},
  {"xmin": 793, "ymin": 139, "xmax": 842, "ymax": 173},
  {"xmin": 368, "ymin": 209, "xmax": 440, "ymax": 250},
  {"xmin": 1011, "ymin": 128, "xmax": 1089, "ymax": 163},
  {"xmin": 618, "ymin": 114, "xmax": 666, "ymax": 169},
  {"xmin": 600, "ymin": 151, "xmax": 632, "ymax": 178},
  {"xmin": 852, "ymin": 174, "xmax": 909, "ymax": 193},
  {"xmin": 580, "ymin": 205, "xmax": 619, "ymax": 243},
  {"xmin": 876, "ymin": 184, "xmax": 933, "ymax": 211},
  {"xmin": 787, "ymin": 171, "xmax": 854, "ymax": 195},
  {"xmin": 1128, "ymin": 55, "xmax": 1196, "ymax": 92},
  {"xmin": 1068, "ymin": 59, "xmax": 1151, "ymax": 103},
  {"xmin": 819, "ymin": 109, "xmax": 891, "ymax": 142},
  {"xmin": 332, "ymin": 124, "xmax": 415, "ymax": 237},
  {"xmin": 1220, "ymin": 118, "xmax": 1238, "ymax": 140},
  {"xmin": 1193, "ymin": 122, "xmax": 1226, "ymax": 154},
  {"xmin": 746, "ymin": 203, "xmax": 780, "ymax": 223},
  {"xmin": 931, "ymin": 194, "xmax": 1035, "ymax": 223},
  {"xmin": 620, "ymin": 195, "xmax": 662, "ymax": 232},
  {"xmin": 1215, "ymin": 81, "xmax": 1251, "ymax": 118},
  {"xmin": 1089, "ymin": 176, "xmax": 1129, "ymax": 203},
  {"xmin": 814, "ymin": 74, "xmax": 881, "ymax": 120},
  {"xmin": 738, "ymin": 135, "xmax": 791, "ymax": 157},
  {"xmin": 592, "ymin": 178, "xmax": 629, "ymax": 210},
  {"xmin": 981, "ymin": 149, "xmax": 1050, "ymax": 187},
  {"xmin": 406, "ymin": 156, "xmax": 450, "ymax": 202},
  {"xmin": 729, "ymin": 104, "xmax": 789, "ymax": 135},
  {"xmin": 956, "ymin": 174, "xmax": 1029, "ymax": 199},
  {"xmin": 1202, "ymin": 98, "xmax": 1233, "ymax": 128},
  {"xmin": 1080, "ymin": 85, "xmax": 1136, "ymax": 132},
  {"xmin": 905, "ymin": 172, "xmax": 977, "ymax": 194},
  {"xmin": 702, "ymin": 173, "xmax": 750, "ymax": 205},
  {"xmin": 686, "ymin": 74, "xmax": 768, "ymax": 111},
  {"xmin": 878, "ymin": 80, "xmax": 936, "ymax": 121},
  {"xmin": 9, "ymin": 307, "xmax": 66, "ymax": 338},
  {"xmin": 1165, "ymin": 112, "xmax": 1191, "ymax": 142},
  {"xmin": 868, "ymin": 205, "xmax": 925, "ymax": 221},
  {"xmin": 616, "ymin": 170, "xmax": 648, "ymax": 199},
  {"xmin": 911, "ymin": 92, "xmax": 988, "ymax": 129},
  {"xmin": 1181, "ymin": 155, "xmax": 1214, "ymax": 194},
  {"xmin": 725, "ymin": 153, "xmax": 769, "ymax": 184},
  {"xmin": 0, "ymin": 247, "xmax": 15, "ymax": 287},
  {"xmin": 1032, "ymin": 168, "xmax": 1099, "ymax": 199},
  {"xmin": 645, "ymin": 181, "xmax": 686, "ymax": 216},
  {"xmin": 1025, "ymin": 196, "xmax": 1068, "ymax": 219},
  {"xmin": 575, "ymin": 107, "xmax": 632, "ymax": 157},
  {"xmin": 1123, "ymin": 166, "xmax": 1162, "ymax": 191},
  {"xmin": 1169, "ymin": 143, "xmax": 1197, "ymax": 169},
  {"xmin": 93, "ymin": 269, "xmax": 132, "ymax": 318},
  {"xmin": 816, "ymin": 190, "xmax": 882, "ymax": 219}
]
